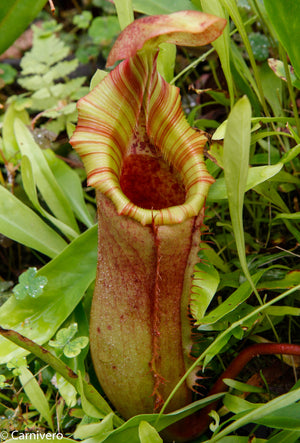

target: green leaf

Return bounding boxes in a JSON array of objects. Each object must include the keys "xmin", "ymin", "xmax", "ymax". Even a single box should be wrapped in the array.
[
  {"xmin": 248, "ymin": 32, "xmax": 269, "ymax": 62},
  {"xmin": 190, "ymin": 246, "xmax": 220, "ymax": 322},
  {"xmin": 2, "ymin": 100, "xmax": 30, "ymax": 162},
  {"xmin": 0, "ymin": 225, "xmax": 97, "ymax": 363},
  {"xmin": 114, "ymin": 0, "xmax": 134, "ymax": 30},
  {"xmin": 209, "ymin": 385, "xmax": 300, "ymax": 440},
  {"xmin": 18, "ymin": 365, "xmax": 54, "ymax": 430},
  {"xmin": 20, "ymin": 25, "xmax": 69, "ymax": 75},
  {"xmin": 138, "ymin": 421, "xmax": 163, "ymax": 443},
  {"xmin": 14, "ymin": 119, "xmax": 79, "ymax": 233},
  {"xmin": 267, "ymin": 430, "xmax": 300, "ymax": 443},
  {"xmin": 197, "ymin": 270, "xmax": 265, "ymax": 327},
  {"xmin": 200, "ymin": 0, "xmax": 234, "ymax": 107},
  {"xmin": 223, "ymin": 96, "xmax": 251, "ymax": 267},
  {"xmin": 0, "ymin": 0, "xmax": 48, "ymax": 56},
  {"xmin": 0, "ymin": 62, "xmax": 17, "ymax": 85},
  {"xmin": 73, "ymin": 413, "xmax": 114, "ymax": 440},
  {"xmin": 49, "ymin": 323, "xmax": 89, "ymax": 358},
  {"xmin": 131, "ymin": 0, "xmax": 197, "ymax": 15},
  {"xmin": 264, "ymin": 0, "xmax": 300, "ymax": 80},
  {"xmin": 21, "ymin": 155, "xmax": 79, "ymax": 240},
  {"xmin": 0, "ymin": 185, "xmax": 67, "ymax": 258},
  {"xmin": 43, "ymin": 149, "xmax": 94, "ymax": 228},
  {"xmin": 224, "ymin": 394, "xmax": 261, "ymax": 414},
  {"xmin": 101, "ymin": 394, "xmax": 224, "ymax": 443},
  {"xmin": 268, "ymin": 58, "xmax": 300, "ymax": 87},
  {"xmin": 0, "ymin": 326, "xmax": 117, "ymax": 421},
  {"xmin": 157, "ymin": 43, "xmax": 176, "ymax": 83},
  {"xmin": 223, "ymin": 379, "xmax": 265, "ymax": 393},
  {"xmin": 73, "ymin": 11, "xmax": 93, "ymax": 29},
  {"xmin": 76, "ymin": 371, "xmax": 107, "ymax": 419},
  {"xmin": 88, "ymin": 16, "xmax": 120, "ymax": 45},
  {"xmin": 207, "ymin": 162, "xmax": 283, "ymax": 201},
  {"xmin": 13, "ymin": 268, "xmax": 47, "ymax": 301},
  {"xmin": 49, "ymin": 323, "xmax": 78, "ymax": 349},
  {"xmin": 63, "ymin": 336, "xmax": 89, "ymax": 358}
]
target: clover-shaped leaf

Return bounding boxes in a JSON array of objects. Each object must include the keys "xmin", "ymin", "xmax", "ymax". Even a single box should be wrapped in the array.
[
  {"xmin": 63, "ymin": 336, "xmax": 89, "ymax": 358},
  {"xmin": 6, "ymin": 356, "xmax": 27, "ymax": 376},
  {"xmin": 49, "ymin": 323, "xmax": 89, "ymax": 358},
  {"xmin": 13, "ymin": 267, "xmax": 48, "ymax": 301}
]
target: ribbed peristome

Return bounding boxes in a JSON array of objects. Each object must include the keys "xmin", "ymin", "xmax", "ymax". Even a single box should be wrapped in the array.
[{"xmin": 70, "ymin": 52, "xmax": 214, "ymax": 225}]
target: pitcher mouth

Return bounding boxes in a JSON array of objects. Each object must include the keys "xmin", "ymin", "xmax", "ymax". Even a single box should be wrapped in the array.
[
  {"xmin": 70, "ymin": 11, "xmax": 227, "ymax": 226},
  {"xmin": 70, "ymin": 54, "xmax": 214, "ymax": 226}
]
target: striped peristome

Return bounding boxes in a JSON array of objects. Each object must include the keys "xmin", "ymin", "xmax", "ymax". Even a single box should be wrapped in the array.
[{"xmin": 71, "ymin": 51, "xmax": 214, "ymax": 225}]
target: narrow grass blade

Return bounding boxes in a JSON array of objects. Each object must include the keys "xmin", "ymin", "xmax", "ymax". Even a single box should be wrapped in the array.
[
  {"xmin": 201, "ymin": 0, "xmax": 234, "ymax": 107},
  {"xmin": 19, "ymin": 365, "xmax": 54, "ymax": 430}
]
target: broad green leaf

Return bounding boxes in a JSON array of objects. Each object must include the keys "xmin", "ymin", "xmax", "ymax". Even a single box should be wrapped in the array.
[
  {"xmin": 207, "ymin": 162, "xmax": 283, "ymax": 201},
  {"xmin": 101, "ymin": 394, "xmax": 224, "ymax": 443},
  {"xmin": 190, "ymin": 247, "xmax": 220, "ymax": 322},
  {"xmin": 76, "ymin": 371, "xmax": 107, "ymax": 419},
  {"xmin": 257, "ymin": 270, "xmax": 300, "ymax": 290},
  {"xmin": 157, "ymin": 43, "xmax": 176, "ymax": 83},
  {"xmin": 264, "ymin": 0, "xmax": 300, "ymax": 80},
  {"xmin": 43, "ymin": 149, "xmax": 94, "ymax": 228},
  {"xmin": 0, "ymin": 225, "xmax": 97, "ymax": 363},
  {"xmin": 21, "ymin": 155, "xmax": 79, "ymax": 240},
  {"xmin": 90, "ymin": 69, "xmax": 108, "ymax": 90},
  {"xmin": 0, "ymin": 184, "xmax": 67, "ymax": 258},
  {"xmin": 14, "ymin": 119, "xmax": 79, "ymax": 233},
  {"xmin": 223, "ymin": 95, "xmax": 251, "ymax": 273},
  {"xmin": 197, "ymin": 270, "xmax": 265, "ymax": 326},
  {"xmin": 224, "ymin": 394, "xmax": 261, "ymax": 414},
  {"xmin": 0, "ymin": 0, "xmax": 48, "ymax": 55},
  {"xmin": 258, "ymin": 61, "xmax": 283, "ymax": 117},
  {"xmin": 138, "ymin": 421, "xmax": 163, "ymax": 443},
  {"xmin": 114, "ymin": 0, "xmax": 134, "ymax": 29},
  {"xmin": 74, "ymin": 413, "xmax": 114, "ymax": 439},
  {"xmin": 13, "ymin": 267, "xmax": 48, "ymax": 301},
  {"xmin": 55, "ymin": 373, "xmax": 77, "ymax": 408},
  {"xmin": 131, "ymin": 0, "xmax": 197, "ymax": 15},
  {"xmin": 19, "ymin": 365, "xmax": 54, "ymax": 430}
]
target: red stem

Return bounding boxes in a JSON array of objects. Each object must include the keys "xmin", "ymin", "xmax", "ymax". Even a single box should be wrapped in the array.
[{"xmin": 170, "ymin": 343, "xmax": 300, "ymax": 441}]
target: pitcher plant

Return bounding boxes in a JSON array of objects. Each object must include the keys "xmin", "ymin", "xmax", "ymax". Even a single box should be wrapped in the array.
[{"xmin": 70, "ymin": 10, "xmax": 226, "ymax": 441}]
